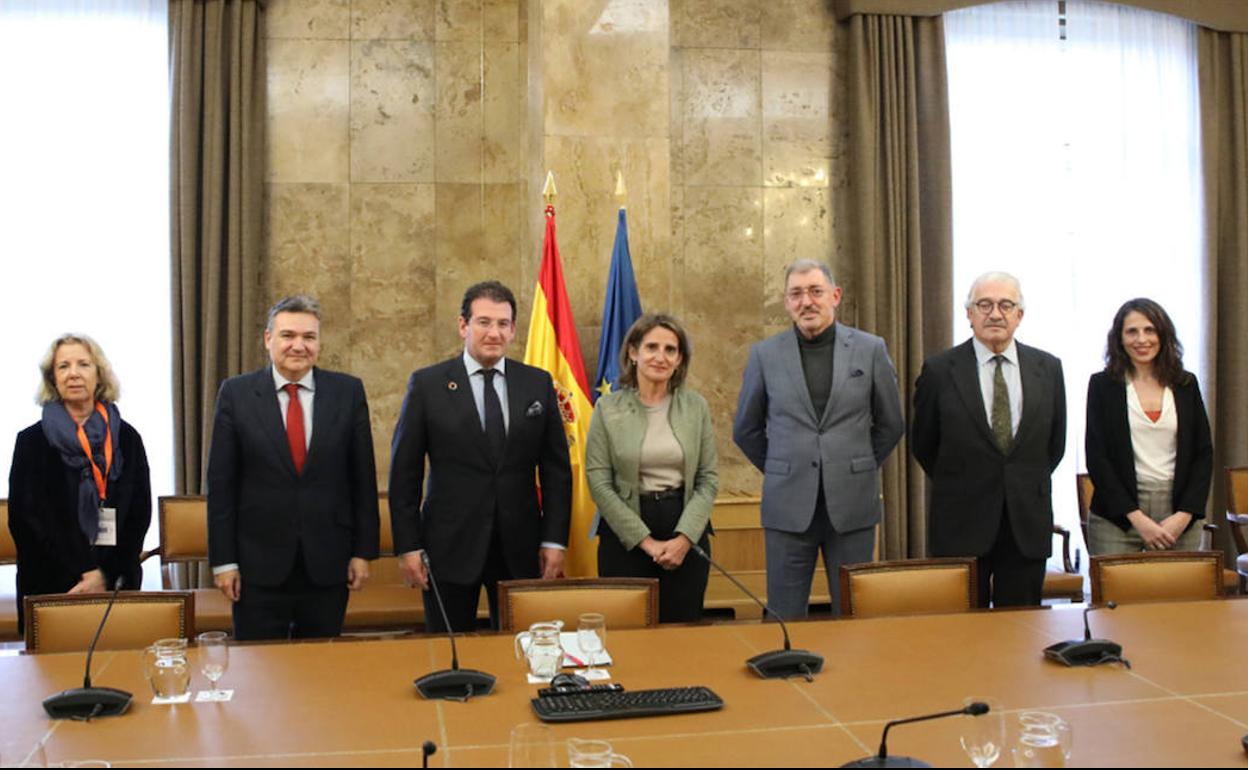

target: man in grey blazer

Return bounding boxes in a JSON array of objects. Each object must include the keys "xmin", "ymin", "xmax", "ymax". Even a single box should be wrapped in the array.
[{"xmin": 733, "ymin": 260, "xmax": 905, "ymax": 619}]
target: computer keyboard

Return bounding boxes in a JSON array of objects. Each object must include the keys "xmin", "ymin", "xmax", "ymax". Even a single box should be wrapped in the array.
[{"xmin": 531, "ymin": 685, "xmax": 724, "ymax": 722}]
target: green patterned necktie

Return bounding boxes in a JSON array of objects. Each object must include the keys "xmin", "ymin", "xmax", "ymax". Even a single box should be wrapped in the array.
[{"xmin": 991, "ymin": 355, "xmax": 1013, "ymax": 453}]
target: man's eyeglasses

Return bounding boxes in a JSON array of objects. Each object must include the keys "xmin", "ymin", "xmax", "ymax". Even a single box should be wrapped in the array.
[
  {"xmin": 972, "ymin": 299, "xmax": 1018, "ymax": 315},
  {"xmin": 785, "ymin": 286, "xmax": 828, "ymax": 303}
]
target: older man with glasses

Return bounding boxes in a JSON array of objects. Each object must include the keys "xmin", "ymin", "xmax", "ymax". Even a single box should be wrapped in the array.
[
  {"xmin": 734, "ymin": 259, "xmax": 904, "ymax": 620},
  {"xmin": 912, "ymin": 271, "xmax": 1067, "ymax": 607}
]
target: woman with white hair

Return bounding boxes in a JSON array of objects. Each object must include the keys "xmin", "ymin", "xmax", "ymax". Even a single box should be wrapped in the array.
[{"xmin": 7, "ymin": 334, "xmax": 151, "ymax": 633}]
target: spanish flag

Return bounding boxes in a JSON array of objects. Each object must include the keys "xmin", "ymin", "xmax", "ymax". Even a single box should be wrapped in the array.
[{"xmin": 524, "ymin": 203, "xmax": 597, "ymax": 577}]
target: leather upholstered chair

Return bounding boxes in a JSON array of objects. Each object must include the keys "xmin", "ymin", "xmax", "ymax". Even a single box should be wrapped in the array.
[
  {"xmin": 147, "ymin": 496, "xmax": 233, "ymax": 633},
  {"xmin": 24, "ymin": 591, "xmax": 194, "ymax": 653},
  {"xmin": 1079, "ymin": 474, "xmax": 1238, "ymax": 595},
  {"xmin": 497, "ymin": 578, "xmax": 658, "ymax": 632},
  {"xmin": 1090, "ymin": 551, "xmax": 1223, "ymax": 606},
  {"xmin": 1224, "ymin": 467, "xmax": 1248, "ymax": 594},
  {"xmin": 839, "ymin": 558, "xmax": 978, "ymax": 618}
]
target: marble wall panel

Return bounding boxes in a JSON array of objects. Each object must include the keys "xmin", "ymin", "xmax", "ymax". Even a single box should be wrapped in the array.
[
  {"xmin": 762, "ymin": 50, "xmax": 832, "ymax": 188},
  {"xmin": 350, "ymin": 183, "xmax": 437, "ymax": 319},
  {"xmin": 679, "ymin": 186, "xmax": 764, "ymax": 328},
  {"xmin": 267, "ymin": 0, "xmax": 349, "ymax": 40},
  {"xmin": 762, "ymin": 186, "xmax": 834, "ymax": 325},
  {"xmin": 433, "ymin": 183, "xmax": 528, "ymax": 358},
  {"xmin": 351, "ymin": 0, "xmax": 435, "ymax": 41},
  {"xmin": 483, "ymin": 43, "xmax": 525, "ymax": 183},
  {"xmin": 350, "ymin": 41, "xmax": 436, "ymax": 182},
  {"xmin": 541, "ymin": 0, "xmax": 670, "ymax": 138},
  {"xmin": 682, "ymin": 321, "xmax": 762, "ymax": 495},
  {"xmin": 264, "ymin": 183, "xmax": 353, "ymax": 367},
  {"xmin": 761, "ymin": 0, "xmax": 836, "ymax": 52},
  {"xmin": 680, "ymin": 48, "xmax": 762, "ymax": 187},
  {"xmin": 436, "ymin": 0, "xmax": 483, "ymax": 41},
  {"xmin": 484, "ymin": 0, "xmax": 522, "ymax": 42},
  {"xmin": 672, "ymin": 0, "xmax": 761, "ymax": 49},
  {"xmin": 436, "ymin": 42, "xmax": 485, "ymax": 184},
  {"xmin": 350, "ymin": 318, "xmax": 435, "ymax": 483},
  {"xmin": 267, "ymin": 39, "xmax": 351, "ymax": 183}
]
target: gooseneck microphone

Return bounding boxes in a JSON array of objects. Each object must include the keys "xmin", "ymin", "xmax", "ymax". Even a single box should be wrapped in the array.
[
  {"xmin": 691, "ymin": 544, "xmax": 823, "ymax": 680},
  {"xmin": 1043, "ymin": 600, "xmax": 1130, "ymax": 668},
  {"xmin": 421, "ymin": 740, "xmax": 437, "ymax": 768},
  {"xmin": 412, "ymin": 551, "xmax": 497, "ymax": 701},
  {"xmin": 43, "ymin": 577, "xmax": 134, "ymax": 720},
  {"xmin": 841, "ymin": 701, "xmax": 991, "ymax": 768}
]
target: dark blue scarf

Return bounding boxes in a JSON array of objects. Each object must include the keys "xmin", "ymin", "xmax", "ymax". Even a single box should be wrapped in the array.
[{"xmin": 40, "ymin": 401, "xmax": 124, "ymax": 544}]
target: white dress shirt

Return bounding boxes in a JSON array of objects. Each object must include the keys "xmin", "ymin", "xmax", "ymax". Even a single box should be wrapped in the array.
[{"xmin": 972, "ymin": 337, "xmax": 1022, "ymax": 438}]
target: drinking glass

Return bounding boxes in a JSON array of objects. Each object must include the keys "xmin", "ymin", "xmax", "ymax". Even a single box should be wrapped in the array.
[
  {"xmin": 959, "ymin": 696, "xmax": 1004, "ymax": 768},
  {"xmin": 577, "ymin": 613, "xmax": 606, "ymax": 675},
  {"xmin": 566, "ymin": 738, "xmax": 632, "ymax": 768},
  {"xmin": 196, "ymin": 631, "xmax": 230, "ymax": 700},
  {"xmin": 507, "ymin": 723, "xmax": 556, "ymax": 768},
  {"xmin": 1012, "ymin": 711, "xmax": 1073, "ymax": 768}
]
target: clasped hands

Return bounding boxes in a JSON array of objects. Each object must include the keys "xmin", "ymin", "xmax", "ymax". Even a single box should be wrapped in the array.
[{"xmin": 640, "ymin": 534, "xmax": 692, "ymax": 570}]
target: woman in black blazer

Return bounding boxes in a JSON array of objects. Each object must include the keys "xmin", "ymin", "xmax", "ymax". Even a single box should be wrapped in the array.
[
  {"xmin": 7, "ymin": 334, "xmax": 151, "ymax": 633},
  {"xmin": 1085, "ymin": 299, "xmax": 1211, "ymax": 555}
]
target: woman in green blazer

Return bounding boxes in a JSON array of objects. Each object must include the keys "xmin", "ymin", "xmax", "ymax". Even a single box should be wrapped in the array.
[{"xmin": 586, "ymin": 314, "xmax": 718, "ymax": 622}]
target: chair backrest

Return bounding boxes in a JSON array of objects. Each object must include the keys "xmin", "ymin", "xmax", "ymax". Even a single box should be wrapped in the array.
[
  {"xmin": 1090, "ymin": 551, "xmax": 1224, "ymax": 605},
  {"xmin": 1226, "ymin": 467, "xmax": 1248, "ymax": 556},
  {"xmin": 840, "ymin": 558, "xmax": 978, "ymax": 618},
  {"xmin": 1076, "ymin": 473, "xmax": 1094, "ymax": 545},
  {"xmin": 497, "ymin": 578, "xmax": 659, "ymax": 632},
  {"xmin": 158, "ymin": 496, "xmax": 209, "ymax": 564},
  {"xmin": 0, "ymin": 499, "xmax": 16, "ymax": 564},
  {"xmin": 378, "ymin": 492, "xmax": 393, "ymax": 555},
  {"xmin": 25, "ymin": 591, "xmax": 195, "ymax": 654}
]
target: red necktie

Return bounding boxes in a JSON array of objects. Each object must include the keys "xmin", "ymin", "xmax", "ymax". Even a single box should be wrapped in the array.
[{"xmin": 284, "ymin": 383, "xmax": 306, "ymax": 474}]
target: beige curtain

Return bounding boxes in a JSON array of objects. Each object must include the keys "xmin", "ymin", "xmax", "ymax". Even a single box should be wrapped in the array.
[
  {"xmin": 170, "ymin": 0, "xmax": 266, "ymax": 496},
  {"xmin": 845, "ymin": 15, "xmax": 954, "ymax": 560},
  {"xmin": 1199, "ymin": 29, "xmax": 1248, "ymax": 560}
]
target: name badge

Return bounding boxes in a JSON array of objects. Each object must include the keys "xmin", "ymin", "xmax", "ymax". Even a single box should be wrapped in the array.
[{"xmin": 95, "ymin": 508, "xmax": 118, "ymax": 547}]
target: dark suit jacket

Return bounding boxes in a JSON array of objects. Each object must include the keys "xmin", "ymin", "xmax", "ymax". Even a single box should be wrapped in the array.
[
  {"xmin": 388, "ymin": 356, "xmax": 572, "ymax": 586},
  {"xmin": 1084, "ymin": 370, "xmax": 1211, "ymax": 530},
  {"xmin": 912, "ymin": 339, "xmax": 1066, "ymax": 560},
  {"xmin": 8, "ymin": 419, "xmax": 151, "ymax": 630},
  {"xmin": 206, "ymin": 367, "xmax": 380, "ymax": 588}
]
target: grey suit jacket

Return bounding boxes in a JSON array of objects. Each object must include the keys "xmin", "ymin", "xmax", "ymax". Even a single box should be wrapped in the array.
[{"xmin": 733, "ymin": 324, "xmax": 905, "ymax": 534}]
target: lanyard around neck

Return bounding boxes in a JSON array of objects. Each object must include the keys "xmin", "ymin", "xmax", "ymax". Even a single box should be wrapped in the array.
[{"xmin": 74, "ymin": 402, "xmax": 113, "ymax": 501}]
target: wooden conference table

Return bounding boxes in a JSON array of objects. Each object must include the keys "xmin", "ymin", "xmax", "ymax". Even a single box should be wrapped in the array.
[{"xmin": 1, "ymin": 599, "xmax": 1245, "ymax": 767}]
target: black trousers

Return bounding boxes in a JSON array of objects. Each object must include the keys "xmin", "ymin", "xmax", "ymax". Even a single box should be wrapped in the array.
[
  {"xmin": 977, "ymin": 508, "xmax": 1047, "ymax": 608},
  {"xmin": 422, "ymin": 525, "xmax": 515, "ymax": 634},
  {"xmin": 232, "ymin": 547, "xmax": 349, "ymax": 641},
  {"xmin": 597, "ymin": 491, "xmax": 710, "ymax": 624}
]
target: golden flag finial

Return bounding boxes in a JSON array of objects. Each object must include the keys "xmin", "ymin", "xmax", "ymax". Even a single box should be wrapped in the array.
[
  {"xmin": 543, "ymin": 171, "xmax": 557, "ymax": 205},
  {"xmin": 614, "ymin": 170, "xmax": 627, "ymax": 208}
]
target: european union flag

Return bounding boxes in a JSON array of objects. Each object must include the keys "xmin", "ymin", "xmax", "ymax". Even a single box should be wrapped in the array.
[{"xmin": 593, "ymin": 208, "xmax": 643, "ymax": 402}]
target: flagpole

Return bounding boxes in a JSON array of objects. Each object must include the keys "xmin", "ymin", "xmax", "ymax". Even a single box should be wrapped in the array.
[{"xmin": 614, "ymin": 170, "xmax": 626, "ymax": 210}]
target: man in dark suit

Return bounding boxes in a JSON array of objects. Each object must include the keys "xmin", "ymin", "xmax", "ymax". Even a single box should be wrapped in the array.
[
  {"xmin": 912, "ymin": 272, "xmax": 1066, "ymax": 607},
  {"xmin": 389, "ymin": 280, "xmax": 572, "ymax": 632},
  {"xmin": 207, "ymin": 295, "xmax": 380, "ymax": 640}
]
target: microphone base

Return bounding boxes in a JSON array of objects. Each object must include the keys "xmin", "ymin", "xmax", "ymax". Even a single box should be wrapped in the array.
[
  {"xmin": 1043, "ymin": 638, "xmax": 1124, "ymax": 667},
  {"xmin": 746, "ymin": 648, "xmax": 824, "ymax": 680},
  {"xmin": 414, "ymin": 668, "xmax": 496, "ymax": 701},
  {"xmin": 43, "ymin": 687, "xmax": 132, "ymax": 720},
  {"xmin": 841, "ymin": 756, "xmax": 931, "ymax": 768}
]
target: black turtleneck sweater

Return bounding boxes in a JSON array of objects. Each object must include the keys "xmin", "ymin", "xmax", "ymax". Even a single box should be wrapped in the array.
[{"xmin": 797, "ymin": 322, "xmax": 836, "ymax": 421}]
